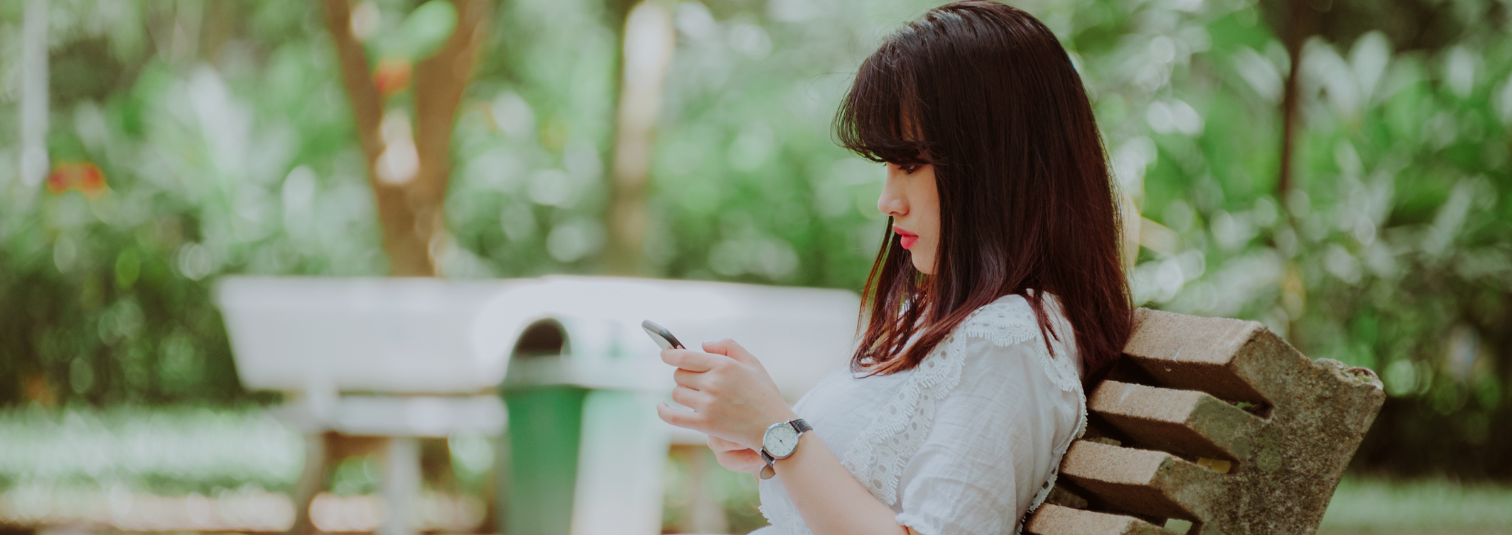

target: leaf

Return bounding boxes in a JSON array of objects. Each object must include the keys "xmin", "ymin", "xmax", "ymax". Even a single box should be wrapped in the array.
[{"xmin": 394, "ymin": 0, "xmax": 458, "ymax": 60}]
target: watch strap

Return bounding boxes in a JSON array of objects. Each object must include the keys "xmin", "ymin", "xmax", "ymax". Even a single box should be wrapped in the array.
[{"xmin": 790, "ymin": 418, "xmax": 812, "ymax": 434}]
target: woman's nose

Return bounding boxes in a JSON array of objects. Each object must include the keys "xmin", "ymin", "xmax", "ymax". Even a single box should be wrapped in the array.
[
  {"xmin": 878, "ymin": 178, "xmax": 907, "ymax": 217},
  {"xmin": 877, "ymin": 192, "xmax": 905, "ymax": 218}
]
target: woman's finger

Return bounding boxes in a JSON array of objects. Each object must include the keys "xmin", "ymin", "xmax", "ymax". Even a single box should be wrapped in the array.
[
  {"xmin": 672, "ymin": 368, "xmax": 706, "ymax": 389},
  {"xmin": 707, "ymin": 434, "xmax": 745, "ymax": 451},
  {"xmin": 660, "ymin": 348, "xmax": 718, "ymax": 372},
  {"xmin": 671, "ymin": 384, "xmax": 707, "ymax": 409},
  {"xmin": 656, "ymin": 402, "xmax": 704, "ymax": 430},
  {"xmin": 711, "ymin": 447, "xmax": 766, "ymax": 475}
]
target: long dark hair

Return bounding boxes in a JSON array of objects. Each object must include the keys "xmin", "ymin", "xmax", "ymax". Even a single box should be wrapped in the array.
[{"xmin": 836, "ymin": 1, "xmax": 1131, "ymax": 378}]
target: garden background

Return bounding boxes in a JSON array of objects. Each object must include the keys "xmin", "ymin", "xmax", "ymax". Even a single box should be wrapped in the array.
[{"xmin": 0, "ymin": 0, "xmax": 1509, "ymax": 532}]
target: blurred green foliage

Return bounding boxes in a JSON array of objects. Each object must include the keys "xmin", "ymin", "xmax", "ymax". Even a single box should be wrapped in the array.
[{"xmin": 0, "ymin": 0, "xmax": 1508, "ymax": 481}]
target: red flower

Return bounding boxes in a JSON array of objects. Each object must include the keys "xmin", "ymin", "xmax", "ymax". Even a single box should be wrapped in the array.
[
  {"xmin": 46, "ymin": 162, "xmax": 108, "ymax": 196},
  {"xmin": 374, "ymin": 57, "xmax": 413, "ymax": 98}
]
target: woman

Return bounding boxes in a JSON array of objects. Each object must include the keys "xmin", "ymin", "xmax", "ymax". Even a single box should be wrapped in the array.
[{"xmin": 655, "ymin": 2, "xmax": 1133, "ymax": 533}]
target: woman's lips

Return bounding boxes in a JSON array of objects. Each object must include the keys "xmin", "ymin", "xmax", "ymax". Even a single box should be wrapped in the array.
[{"xmin": 895, "ymin": 228, "xmax": 918, "ymax": 249}]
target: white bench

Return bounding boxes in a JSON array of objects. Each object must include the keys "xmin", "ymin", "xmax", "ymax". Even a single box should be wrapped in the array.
[
  {"xmin": 216, "ymin": 275, "xmax": 859, "ymax": 535},
  {"xmin": 217, "ymin": 277, "xmax": 520, "ymax": 535}
]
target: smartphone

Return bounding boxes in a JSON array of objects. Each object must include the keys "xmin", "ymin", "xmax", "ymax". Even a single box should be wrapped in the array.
[{"xmin": 641, "ymin": 320, "xmax": 685, "ymax": 350}]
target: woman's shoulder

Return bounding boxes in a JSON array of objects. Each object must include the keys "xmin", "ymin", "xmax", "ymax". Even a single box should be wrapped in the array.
[
  {"xmin": 951, "ymin": 291, "xmax": 1085, "ymax": 386},
  {"xmin": 951, "ymin": 292, "xmax": 1060, "ymax": 349}
]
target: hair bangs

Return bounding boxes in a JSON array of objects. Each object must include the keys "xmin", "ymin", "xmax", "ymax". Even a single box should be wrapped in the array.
[{"xmin": 834, "ymin": 47, "xmax": 930, "ymax": 166}]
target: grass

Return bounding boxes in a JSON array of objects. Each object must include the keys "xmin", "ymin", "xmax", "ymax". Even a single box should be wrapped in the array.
[
  {"xmin": 3, "ymin": 408, "xmax": 1508, "ymax": 533},
  {"xmin": 1318, "ymin": 476, "xmax": 1512, "ymax": 534}
]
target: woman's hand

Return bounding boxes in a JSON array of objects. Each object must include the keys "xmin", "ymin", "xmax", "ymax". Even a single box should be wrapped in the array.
[
  {"xmin": 656, "ymin": 339, "xmax": 797, "ymax": 450},
  {"xmin": 708, "ymin": 435, "xmax": 766, "ymax": 474}
]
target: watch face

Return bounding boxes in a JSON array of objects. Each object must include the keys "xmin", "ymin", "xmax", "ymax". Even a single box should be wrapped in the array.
[{"xmin": 764, "ymin": 423, "xmax": 800, "ymax": 458}]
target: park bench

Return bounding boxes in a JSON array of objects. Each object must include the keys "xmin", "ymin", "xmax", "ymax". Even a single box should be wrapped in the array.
[
  {"xmin": 217, "ymin": 275, "xmax": 857, "ymax": 535},
  {"xmin": 216, "ymin": 277, "xmax": 523, "ymax": 535},
  {"xmin": 1022, "ymin": 308, "xmax": 1386, "ymax": 535}
]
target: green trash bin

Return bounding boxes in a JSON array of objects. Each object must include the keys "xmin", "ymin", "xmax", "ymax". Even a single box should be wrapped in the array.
[
  {"xmin": 503, "ymin": 384, "xmax": 589, "ymax": 535},
  {"xmin": 499, "ymin": 319, "xmax": 583, "ymax": 535},
  {"xmin": 497, "ymin": 319, "xmax": 669, "ymax": 535}
]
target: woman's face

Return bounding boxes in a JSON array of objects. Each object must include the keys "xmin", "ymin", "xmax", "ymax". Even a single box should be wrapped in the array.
[{"xmin": 877, "ymin": 162, "xmax": 940, "ymax": 274}]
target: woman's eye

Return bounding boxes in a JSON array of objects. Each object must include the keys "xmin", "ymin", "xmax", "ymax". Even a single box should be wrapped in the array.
[
  {"xmin": 888, "ymin": 162, "xmax": 919, "ymax": 174},
  {"xmin": 884, "ymin": 161, "xmax": 923, "ymax": 175}
]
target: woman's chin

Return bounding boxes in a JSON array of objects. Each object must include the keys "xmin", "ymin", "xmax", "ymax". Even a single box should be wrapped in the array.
[{"xmin": 911, "ymin": 257, "xmax": 934, "ymax": 275}]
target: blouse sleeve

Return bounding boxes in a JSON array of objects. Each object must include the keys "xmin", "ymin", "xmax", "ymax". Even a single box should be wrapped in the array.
[{"xmin": 892, "ymin": 333, "xmax": 1084, "ymax": 535}]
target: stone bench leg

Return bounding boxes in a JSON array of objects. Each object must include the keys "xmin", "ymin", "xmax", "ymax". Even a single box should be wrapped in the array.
[
  {"xmin": 379, "ymin": 437, "xmax": 421, "ymax": 535},
  {"xmin": 288, "ymin": 432, "xmax": 328, "ymax": 535}
]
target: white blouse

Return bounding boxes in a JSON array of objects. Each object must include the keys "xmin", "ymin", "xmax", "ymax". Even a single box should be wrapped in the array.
[{"xmin": 750, "ymin": 292, "xmax": 1087, "ymax": 535}]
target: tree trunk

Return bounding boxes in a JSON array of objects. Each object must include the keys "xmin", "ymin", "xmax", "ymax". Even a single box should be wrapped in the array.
[
  {"xmin": 602, "ymin": 1, "xmax": 675, "ymax": 276},
  {"xmin": 1275, "ymin": 0, "xmax": 1314, "ymax": 343},
  {"xmin": 300, "ymin": 3, "xmax": 489, "ymax": 533},
  {"xmin": 323, "ymin": 0, "xmax": 490, "ymax": 276},
  {"xmin": 1277, "ymin": 0, "xmax": 1311, "ymax": 201}
]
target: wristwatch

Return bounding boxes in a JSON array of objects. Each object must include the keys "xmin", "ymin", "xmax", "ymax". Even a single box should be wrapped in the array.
[{"xmin": 758, "ymin": 418, "xmax": 812, "ymax": 480}]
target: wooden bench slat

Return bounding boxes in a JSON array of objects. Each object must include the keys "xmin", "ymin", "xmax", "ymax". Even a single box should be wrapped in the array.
[
  {"xmin": 1023, "ymin": 504, "xmax": 1176, "ymax": 535},
  {"xmin": 1122, "ymin": 309, "xmax": 1276, "ymax": 404},
  {"xmin": 1089, "ymin": 380, "xmax": 1264, "ymax": 462},
  {"xmin": 1058, "ymin": 440, "xmax": 1225, "ymax": 521}
]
